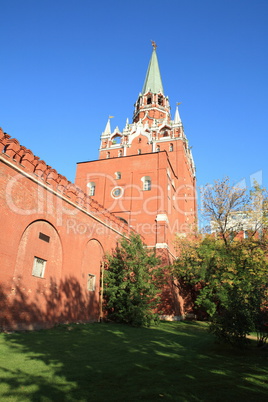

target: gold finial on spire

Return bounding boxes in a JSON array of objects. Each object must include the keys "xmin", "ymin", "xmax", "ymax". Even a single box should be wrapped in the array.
[
  {"xmin": 176, "ymin": 102, "xmax": 182, "ymax": 105},
  {"xmin": 151, "ymin": 40, "xmax": 157, "ymax": 49}
]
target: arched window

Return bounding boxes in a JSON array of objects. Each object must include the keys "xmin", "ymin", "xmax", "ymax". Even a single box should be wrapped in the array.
[
  {"xmin": 158, "ymin": 95, "xmax": 163, "ymax": 105},
  {"xmin": 141, "ymin": 176, "xmax": 151, "ymax": 191},
  {"xmin": 112, "ymin": 135, "xmax": 121, "ymax": 145},
  {"xmin": 118, "ymin": 150, "xmax": 123, "ymax": 157},
  {"xmin": 87, "ymin": 182, "xmax": 96, "ymax": 196},
  {"xmin": 115, "ymin": 171, "xmax": 121, "ymax": 180},
  {"xmin": 156, "ymin": 145, "xmax": 160, "ymax": 152},
  {"xmin": 106, "ymin": 152, "xmax": 110, "ymax": 159},
  {"xmin": 147, "ymin": 97, "xmax": 152, "ymax": 105},
  {"xmin": 169, "ymin": 143, "xmax": 173, "ymax": 152},
  {"xmin": 138, "ymin": 149, "xmax": 141, "ymax": 155}
]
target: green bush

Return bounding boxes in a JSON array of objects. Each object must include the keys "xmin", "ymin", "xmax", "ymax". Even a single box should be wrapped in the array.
[{"xmin": 104, "ymin": 234, "xmax": 161, "ymax": 326}]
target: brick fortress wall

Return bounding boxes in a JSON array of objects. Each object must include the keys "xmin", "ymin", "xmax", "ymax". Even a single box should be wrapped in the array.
[{"xmin": 0, "ymin": 128, "xmax": 134, "ymax": 330}]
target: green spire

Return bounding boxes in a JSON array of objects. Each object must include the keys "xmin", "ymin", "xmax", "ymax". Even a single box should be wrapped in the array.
[{"xmin": 142, "ymin": 45, "xmax": 164, "ymax": 95}]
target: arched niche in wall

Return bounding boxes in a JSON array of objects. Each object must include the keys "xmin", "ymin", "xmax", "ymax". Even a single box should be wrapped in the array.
[
  {"xmin": 10, "ymin": 220, "xmax": 63, "ymax": 328},
  {"xmin": 81, "ymin": 238, "xmax": 104, "ymax": 319},
  {"xmin": 14, "ymin": 220, "xmax": 63, "ymax": 284}
]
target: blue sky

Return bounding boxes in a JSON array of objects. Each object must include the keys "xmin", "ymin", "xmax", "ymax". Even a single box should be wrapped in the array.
[{"xmin": 1, "ymin": 0, "xmax": 268, "ymax": 196}]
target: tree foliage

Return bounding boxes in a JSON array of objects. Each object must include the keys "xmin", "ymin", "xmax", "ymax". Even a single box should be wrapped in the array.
[
  {"xmin": 201, "ymin": 177, "xmax": 248, "ymax": 245},
  {"xmin": 103, "ymin": 233, "xmax": 161, "ymax": 327},
  {"xmin": 174, "ymin": 235, "xmax": 268, "ymax": 346},
  {"xmin": 246, "ymin": 180, "xmax": 268, "ymax": 237},
  {"xmin": 175, "ymin": 179, "xmax": 268, "ymax": 347}
]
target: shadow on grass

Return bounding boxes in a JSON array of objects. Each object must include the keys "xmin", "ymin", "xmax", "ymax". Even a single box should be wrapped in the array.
[{"xmin": 1, "ymin": 321, "xmax": 268, "ymax": 401}]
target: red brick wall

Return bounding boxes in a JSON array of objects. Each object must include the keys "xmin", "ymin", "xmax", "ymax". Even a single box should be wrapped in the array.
[
  {"xmin": 0, "ymin": 124, "xmax": 194, "ymax": 328},
  {"xmin": 76, "ymin": 147, "xmax": 196, "ymax": 259},
  {"xmin": 0, "ymin": 131, "xmax": 133, "ymax": 330}
]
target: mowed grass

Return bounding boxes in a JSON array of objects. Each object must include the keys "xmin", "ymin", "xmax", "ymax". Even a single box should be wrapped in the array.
[{"xmin": 0, "ymin": 321, "xmax": 267, "ymax": 401}]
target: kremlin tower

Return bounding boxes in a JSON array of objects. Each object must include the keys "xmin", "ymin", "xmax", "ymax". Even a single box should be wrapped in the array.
[{"xmin": 75, "ymin": 42, "xmax": 197, "ymax": 261}]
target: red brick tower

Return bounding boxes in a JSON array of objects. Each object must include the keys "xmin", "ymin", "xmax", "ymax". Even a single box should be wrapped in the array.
[{"xmin": 75, "ymin": 43, "xmax": 197, "ymax": 261}]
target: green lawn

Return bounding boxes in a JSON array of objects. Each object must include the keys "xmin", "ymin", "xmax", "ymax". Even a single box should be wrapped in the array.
[{"xmin": 0, "ymin": 321, "xmax": 267, "ymax": 401}]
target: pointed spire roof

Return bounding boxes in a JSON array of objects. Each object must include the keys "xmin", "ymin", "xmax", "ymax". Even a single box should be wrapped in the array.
[
  {"xmin": 103, "ymin": 118, "xmax": 111, "ymax": 135},
  {"xmin": 174, "ymin": 105, "xmax": 182, "ymax": 124},
  {"xmin": 142, "ymin": 43, "xmax": 164, "ymax": 95}
]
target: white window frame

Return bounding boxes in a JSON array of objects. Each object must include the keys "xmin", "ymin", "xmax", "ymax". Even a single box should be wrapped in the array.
[
  {"xmin": 32, "ymin": 257, "xmax": 46, "ymax": 278},
  {"xmin": 87, "ymin": 182, "xmax": 96, "ymax": 196},
  {"xmin": 141, "ymin": 176, "xmax": 151, "ymax": 191},
  {"xmin": 87, "ymin": 274, "xmax": 96, "ymax": 291}
]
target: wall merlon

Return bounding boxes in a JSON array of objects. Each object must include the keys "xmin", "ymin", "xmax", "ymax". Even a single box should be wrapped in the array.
[
  {"xmin": 34, "ymin": 159, "xmax": 47, "ymax": 178},
  {"xmin": 14, "ymin": 146, "xmax": 27, "ymax": 162},
  {"xmin": 5, "ymin": 138, "xmax": 21, "ymax": 158},
  {"xmin": 44, "ymin": 168, "xmax": 58, "ymax": 188},
  {"xmin": 20, "ymin": 149, "xmax": 35, "ymax": 170},
  {"xmin": 0, "ymin": 129, "xmax": 11, "ymax": 147},
  {"xmin": 65, "ymin": 182, "xmax": 79, "ymax": 201},
  {"xmin": 56, "ymin": 174, "xmax": 68, "ymax": 192}
]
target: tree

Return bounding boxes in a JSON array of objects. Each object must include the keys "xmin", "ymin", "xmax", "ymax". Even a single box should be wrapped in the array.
[
  {"xmin": 174, "ymin": 234, "xmax": 268, "ymax": 347},
  {"xmin": 201, "ymin": 177, "xmax": 248, "ymax": 245},
  {"xmin": 175, "ymin": 178, "xmax": 268, "ymax": 346},
  {"xmin": 245, "ymin": 180, "xmax": 268, "ymax": 238},
  {"xmin": 103, "ymin": 233, "xmax": 161, "ymax": 327}
]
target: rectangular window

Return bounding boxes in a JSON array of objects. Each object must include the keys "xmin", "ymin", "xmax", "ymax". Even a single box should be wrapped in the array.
[
  {"xmin": 144, "ymin": 180, "xmax": 151, "ymax": 191},
  {"xmin": 32, "ymin": 257, "xmax": 46, "ymax": 278},
  {"xmin": 87, "ymin": 182, "xmax": 96, "ymax": 196},
  {"xmin": 87, "ymin": 274, "xmax": 96, "ymax": 291},
  {"xmin": 39, "ymin": 232, "xmax": 50, "ymax": 243},
  {"xmin": 89, "ymin": 186, "xmax": 95, "ymax": 196}
]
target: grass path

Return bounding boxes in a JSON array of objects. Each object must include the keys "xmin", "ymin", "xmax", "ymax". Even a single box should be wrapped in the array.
[{"xmin": 0, "ymin": 321, "xmax": 267, "ymax": 401}]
